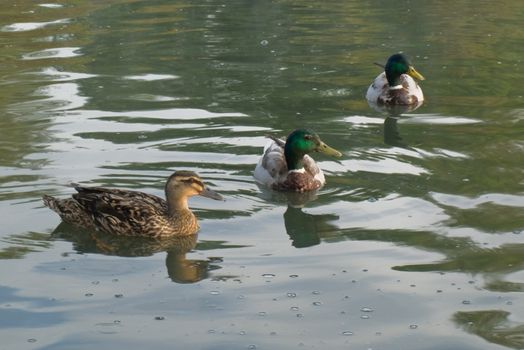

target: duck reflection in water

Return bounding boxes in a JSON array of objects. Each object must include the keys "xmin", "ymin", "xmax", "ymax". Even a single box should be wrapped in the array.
[
  {"xmin": 279, "ymin": 191, "xmax": 340, "ymax": 248},
  {"xmin": 51, "ymin": 223, "xmax": 221, "ymax": 284},
  {"xmin": 367, "ymin": 100, "xmax": 423, "ymax": 148}
]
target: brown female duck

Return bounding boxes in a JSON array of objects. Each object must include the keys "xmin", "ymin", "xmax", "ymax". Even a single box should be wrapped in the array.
[{"xmin": 43, "ymin": 170, "xmax": 223, "ymax": 237}]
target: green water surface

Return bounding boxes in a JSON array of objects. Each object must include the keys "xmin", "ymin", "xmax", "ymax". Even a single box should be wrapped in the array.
[{"xmin": 0, "ymin": 1, "xmax": 523, "ymax": 349}]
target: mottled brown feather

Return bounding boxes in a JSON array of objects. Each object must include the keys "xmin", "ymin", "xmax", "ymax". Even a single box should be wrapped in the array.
[{"xmin": 43, "ymin": 171, "xmax": 219, "ymax": 238}]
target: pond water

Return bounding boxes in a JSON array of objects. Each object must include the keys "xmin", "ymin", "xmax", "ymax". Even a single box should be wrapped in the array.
[{"xmin": 1, "ymin": 1, "xmax": 523, "ymax": 349}]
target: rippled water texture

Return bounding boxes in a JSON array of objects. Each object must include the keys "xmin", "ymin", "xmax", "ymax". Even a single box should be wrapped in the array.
[{"xmin": 1, "ymin": 1, "xmax": 523, "ymax": 349}]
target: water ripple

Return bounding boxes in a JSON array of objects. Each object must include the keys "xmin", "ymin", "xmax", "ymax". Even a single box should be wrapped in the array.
[
  {"xmin": 430, "ymin": 192, "xmax": 524, "ymax": 209},
  {"xmin": 122, "ymin": 74, "xmax": 180, "ymax": 81},
  {"xmin": 1, "ymin": 19, "xmax": 69, "ymax": 32},
  {"xmin": 22, "ymin": 47, "xmax": 82, "ymax": 60}
]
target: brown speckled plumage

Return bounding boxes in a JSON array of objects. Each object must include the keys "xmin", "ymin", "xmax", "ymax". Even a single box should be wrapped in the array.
[
  {"xmin": 273, "ymin": 167, "xmax": 323, "ymax": 192},
  {"xmin": 43, "ymin": 170, "xmax": 223, "ymax": 237}
]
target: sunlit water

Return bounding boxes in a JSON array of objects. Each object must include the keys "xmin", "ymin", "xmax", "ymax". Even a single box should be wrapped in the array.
[{"xmin": 1, "ymin": 1, "xmax": 523, "ymax": 349}]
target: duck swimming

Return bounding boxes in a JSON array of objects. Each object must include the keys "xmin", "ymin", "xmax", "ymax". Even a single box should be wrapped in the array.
[
  {"xmin": 254, "ymin": 129, "xmax": 342, "ymax": 192},
  {"xmin": 43, "ymin": 170, "xmax": 223, "ymax": 237},
  {"xmin": 366, "ymin": 53, "xmax": 425, "ymax": 106}
]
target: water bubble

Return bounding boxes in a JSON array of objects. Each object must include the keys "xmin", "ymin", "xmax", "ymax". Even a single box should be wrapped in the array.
[
  {"xmin": 287, "ymin": 292, "xmax": 297, "ymax": 298},
  {"xmin": 207, "ymin": 329, "xmax": 216, "ymax": 334},
  {"xmin": 367, "ymin": 197, "xmax": 377, "ymax": 202},
  {"xmin": 239, "ymin": 331, "xmax": 246, "ymax": 335},
  {"xmin": 237, "ymin": 294, "xmax": 245, "ymax": 299},
  {"xmin": 113, "ymin": 320, "xmax": 121, "ymax": 324},
  {"xmin": 262, "ymin": 274, "xmax": 275, "ymax": 279},
  {"xmin": 114, "ymin": 294, "xmax": 124, "ymax": 298},
  {"xmin": 260, "ymin": 40, "xmax": 269, "ymax": 46},
  {"xmin": 248, "ymin": 345, "xmax": 257, "ymax": 349},
  {"xmin": 85, "ymin": 293, "xmax": 93, "ymax": 297},
  {"xmin": 296, "ymin": 313, "xmax": 304, "ymax": 318},
  {"xmin": 290, "ymin": 306, "xmax": 299, "ymax": 311},
  {"xmin": 342, "ymin": 331, "xmax": 354, "ymax": 336},
  {"xmin": 92, "ymin": 280, "xmax": 100, "ymax": 285},
  {"xmin": 409, "ymin": 324, "xmax": 418, "ymax": 329},
  {"xmin": 361, "ymin": 315, "xmax": 370, "ymax": 319},
  {"xmin": 27, "ymin": 338, "xmax": 37, "ymax": 343},
  {"xmin": 312, "ymin": 301, "xmax": 322, "ymax": 306},
  {"xmin": 312, "ymin": 291, "xmax": 320, "ymax": 295},
  {"xmin": 360, "ymin": 307, "xmax": 374, "ymax": 313},
  {"xmin": 436, "ymin": 289, "xmax": 443, "ymax": 293},
  {"xmin": 112, "ymin": 278, "xmax": 119, "ymax": 282},
  {"xmin": 462, "ymin": 300, "xmax": 472, "ymax": 305},
  {"xmin": 289, "ymin": 274, "xmax": 299, "ymax": 278},
  {"xmin": 210, "ymin": 290, "xmax": 220, "ymax": 295},
  {"xmin": 154, "ymin": 316, "xmax": 165, "ymax": 321},
  {"xmin": 258, "ymin": 312, "xmax": 267, "ymax": 317}
]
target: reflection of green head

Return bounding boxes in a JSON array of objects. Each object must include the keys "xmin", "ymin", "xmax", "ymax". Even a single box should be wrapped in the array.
[
  {"xmin": 385, "ymin": 53, "xmax": 425, "ymax": 87},
  {"xmin": 284, "ymin": 129, "xmax": 341, "ymax": 170}
]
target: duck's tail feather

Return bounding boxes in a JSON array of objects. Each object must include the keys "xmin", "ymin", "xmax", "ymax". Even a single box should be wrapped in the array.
[
  {"xmin": 42, "ymin": 194, "xmax": 60, "ymax": 212},
  {"xmin": 266, "ymin": 135, "xmax": 286, "ymax": 147}
]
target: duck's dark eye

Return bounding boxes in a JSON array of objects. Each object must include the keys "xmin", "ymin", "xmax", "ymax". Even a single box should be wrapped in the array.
[
  {"xmin": 188, "ymin": 177, "xmax": 203, "ymax": 187},
  {"xmin": 304, "ymin": 135, "xmax": 312, "ymax": 140}
]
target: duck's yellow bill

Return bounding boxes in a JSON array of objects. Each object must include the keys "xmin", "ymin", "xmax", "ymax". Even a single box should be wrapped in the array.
[
  {"xmin": 317, "ymin": 142, "xmax": 342, "ymax": 158},
  {"xmin": 408, "ymin": 66, "xmax": 425, "ymax": 81}
]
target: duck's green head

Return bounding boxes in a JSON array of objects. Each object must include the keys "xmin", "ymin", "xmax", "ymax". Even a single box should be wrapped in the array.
[
  {"xmin": 385, "ymin": 53, "xmax": 425, "ymax": 88},
  {"xmin": 284, "ymin": 129, "xmax": 342, "ymax": 170}
]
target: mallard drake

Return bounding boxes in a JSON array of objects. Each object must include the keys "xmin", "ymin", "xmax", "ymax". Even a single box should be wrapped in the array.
[
  {"xmin": 366, "ymin": 53, "xmax": 425, "ymax": 106},
  {"xmin": 254, "ymin": 129, "xmax": 342, "ymax": 192},
  {"xmin": 43, "ymin": 170, "xmax": 223, "ymax": 237}
]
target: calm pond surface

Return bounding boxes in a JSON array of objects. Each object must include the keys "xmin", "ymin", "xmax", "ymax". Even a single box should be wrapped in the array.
[{"xmin": 1, "ymin": 1, "xmax": 523, "ymax": 349}]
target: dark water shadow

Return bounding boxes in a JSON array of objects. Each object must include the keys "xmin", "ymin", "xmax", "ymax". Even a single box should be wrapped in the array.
[
  {"xmin": 367, "ymin": 100, "xmax": 422, "ymax": 148},
  {"xmin": 256, "ymin": 184, "xmax": 320, "ymax": 207},
  {"xmin": 283, "ymin": 206, "xmax": 339, "ymax": 248},
  {"xmin": 50, "ymin": 222, "xmax": 232, "ymax": 284},
  {"xmin": 454, "ymin": 310, "xmax": 524, "ymax": 350}
]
